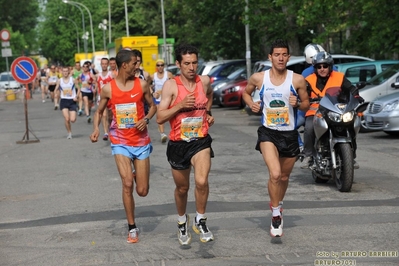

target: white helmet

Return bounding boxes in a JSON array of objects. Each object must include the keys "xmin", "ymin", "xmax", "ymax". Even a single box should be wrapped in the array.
[{"xmin": 304, "ymin": 44, "xmax": 325, "ymax": 64}]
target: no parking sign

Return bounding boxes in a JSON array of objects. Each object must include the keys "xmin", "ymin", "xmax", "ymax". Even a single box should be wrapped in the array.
[{"xmin": 11, "ymin": 56, "xmax": 38, "ymax": 84}]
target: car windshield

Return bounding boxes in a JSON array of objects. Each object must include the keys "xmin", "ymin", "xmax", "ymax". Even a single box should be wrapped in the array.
[
  {"xmin": 0, "ymin": 74, "xmax": 15, "ymax": 82},
  {"xmin": 366, "ymin": 63, "xmax": 399, "ymax": 85},
  {"xmin": 226, "ymin": 66, "xmax": 246, "ymax": 80}
]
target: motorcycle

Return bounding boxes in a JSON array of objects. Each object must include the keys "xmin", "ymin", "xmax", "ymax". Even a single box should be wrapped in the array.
[{"xmin": 305, "ymin": 93, "xmax": 361, "ymax": 192}]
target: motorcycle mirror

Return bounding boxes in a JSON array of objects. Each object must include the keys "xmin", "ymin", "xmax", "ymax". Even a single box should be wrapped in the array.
[{"xmin": 356, "ymin": 81, "xmax": 366, "ymax": 90}]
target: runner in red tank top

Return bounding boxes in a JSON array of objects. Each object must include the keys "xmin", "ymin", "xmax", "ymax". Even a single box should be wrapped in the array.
[
  {"xmin": 96, "ymin": 57, "xmax": 113, "ymax": 140},
  {"xmin": 157, "ymin": 44, "xmax": 215, "ymax": 246},
  {"xmin": 90, "ymin": 49, "xmax": 157, "ymax": 244}
]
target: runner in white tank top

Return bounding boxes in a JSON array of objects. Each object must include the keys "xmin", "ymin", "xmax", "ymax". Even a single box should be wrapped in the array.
[{"xmin": 151, "ymin": 59, "xmax": 174, "ymax": 143}]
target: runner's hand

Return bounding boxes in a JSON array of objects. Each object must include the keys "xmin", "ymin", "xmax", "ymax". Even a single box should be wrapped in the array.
[{"xmin": 90, "ymin": 129, "xmax": 99, "ymax": 142}]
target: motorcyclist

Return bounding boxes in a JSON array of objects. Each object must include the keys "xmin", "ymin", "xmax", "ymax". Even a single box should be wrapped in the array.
[{"xmin": 300, "ymin": 51, "xmax": 364, "ymax": 169}]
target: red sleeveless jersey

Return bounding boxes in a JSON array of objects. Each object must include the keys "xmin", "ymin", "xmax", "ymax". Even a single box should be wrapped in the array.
[
  {"xmin": 108, "ymin": 78, "xmax": 151, "ymax": 146},
  {"xmin": 169, "ymin": 75, "xmax": 209, "ymax": 142}
]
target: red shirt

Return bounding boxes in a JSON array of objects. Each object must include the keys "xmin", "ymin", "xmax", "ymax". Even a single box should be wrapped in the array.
[
  {"xmin": 108, "ymin": 78, "xmax": 151, "ymax": 146},
  {"xmin": 169, "ymin": 75, "xmax": 209, "ymax": 142}
]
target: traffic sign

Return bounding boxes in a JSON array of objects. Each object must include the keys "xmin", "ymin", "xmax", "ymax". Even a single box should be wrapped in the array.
[
  {"xmin": 11, "ymin": 56, "xmax": 38, "ymax": 84},
  {"xmin": 0, "ymin": 29, "xmax": 10, "ymax": 41}
]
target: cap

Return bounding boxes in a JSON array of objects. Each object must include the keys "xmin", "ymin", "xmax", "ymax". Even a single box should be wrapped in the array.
[{"xmin": 156, "ymin": 59, "xmax": 165, "ymax": 64}]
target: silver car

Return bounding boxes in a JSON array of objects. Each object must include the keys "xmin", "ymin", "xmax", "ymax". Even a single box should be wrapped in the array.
[{"xmin": 363, "ymin": 88, "xmax": 399, "ymax": 135}]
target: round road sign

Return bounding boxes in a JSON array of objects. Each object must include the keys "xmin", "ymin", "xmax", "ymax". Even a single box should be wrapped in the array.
[
  {"xmin": 11, "ymin": 56, "xmax": 38, "ymax": 84},
  {"xmin": 0, "ymin": 29, "xmax": 10, "ymax": 41}
]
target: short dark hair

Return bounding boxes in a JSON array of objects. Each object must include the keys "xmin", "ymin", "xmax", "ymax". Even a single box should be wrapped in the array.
[
  {"xmin": 115, "ymin": 49, "xmax": 135, "ymax": 69},
  {"xmin": 131, "ymin": 49, "xmax": 142, "ymax": 58},
  {"xmin": 175, "ymin": 43, "xmax": 198, "ymax": 63},
  {"xmin": 84, "ymin": 61, "xmax": 91, "ymax": 66},
  {"xmin": 109, "ymin": 57, "xmax": 116, "ymax": 62},
  {"xmin": 101, "ymin": 57, "xmax": 109, "ymax": 62},
  {"xmin": 269, "ymin": 39, "xmax": 290, "ymax": 55}
]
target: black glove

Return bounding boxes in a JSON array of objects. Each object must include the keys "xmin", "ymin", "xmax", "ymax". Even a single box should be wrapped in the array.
[{"xmin": 355, "ymin": 95, "xmax": 364, "ymax": 104}]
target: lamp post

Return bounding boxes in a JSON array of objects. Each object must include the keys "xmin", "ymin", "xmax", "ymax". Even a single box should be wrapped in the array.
[
  {"xmin": 59, "ymin": 16, "xmax": 80, "ymax": 53},
  {"xmin": 64, "ymin": 3, "xmax": 87, "ymax": 57},
  {"xmin": 160, "ymin": 0, "xmax": 168, "ymax": 65},
  {"xmin": 98, "ymin": 20, "xmax": 107, "ymax": 53},
  {"xmin": 106, "ymin": 0, "xmax": 111, "ymax": 44},
  {"xmin": 124, "ymin": 0, "xmax": 129, "ymax": 36},
  {"xmin": 62, "ymin": 0, "xmax": 95, "ymax": 54}
]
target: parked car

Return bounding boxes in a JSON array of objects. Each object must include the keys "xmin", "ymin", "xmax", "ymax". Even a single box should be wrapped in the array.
[
  {"xmin": 212, "ymin": 66, "xmax": 247, "ymax": 106},
  {"xmin": 220, "ymin": 79, "xmax": 248, "ymax": 108},
  {"xmin": 335, "ymin": 60, "xmax": 399, "ymax": 84},
  {"xmin": 363, "ymin": 90, "xmax": 399, "ymax": 135},
  {"xmin": 197, "ymin": 60, "xmax": 236, "ymax": 76},
  {"xmin": 166, "ymin": 65, "xmax": 180, "ymax": 76},
  {"xmin": 356, "ymin": 63, "xmax": 399, "ymax": 131},
  {"xmin": 0, "ymin": 72, "xmax": 22, "ymax": 90}
]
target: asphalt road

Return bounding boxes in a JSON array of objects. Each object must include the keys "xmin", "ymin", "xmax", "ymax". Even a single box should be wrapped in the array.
[{"xmin": 0, "ymin": 94, "xmax": 398, "ymax": 266}]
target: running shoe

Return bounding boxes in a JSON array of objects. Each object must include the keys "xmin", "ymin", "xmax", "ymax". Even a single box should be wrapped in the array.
[
  {"xmin": 161, "ymin": 133, "xmax": 167, "ymax": 143},
  {"xmin": 177, "ymin": 214, "xmax": 192, "ymax": 246},
  {"xmin": 127, "ymin": 228, "xmax": 139, "ymax": 243},
  {"xmin": 67, "ymin": 133, "xmax": 72, "ymax": 139},
  {"xmin": 87, "ymin": 116, "xmax": 91, "ymax": 123},
  {"xmin": 269, "ymin": 201, "xmax": 283, "ymax": 214},
  {"xmin": 192, "ymin": 217, "xmax": 214, "ymax": 243},
  {"xmin": 300, "ymin": 156, "xmax": 312, "ymax": 169},
  {"xmin": 78, "ymin": 110, "xmax": 83, "ymax": 116},
  {"xmin": 54, "ymin": 105, "xmax": 58, "ymax": 110},
  {"xmin": 270, "ymin": 215, "xmax": 283, "ymax": 237},
  {"xmin": 42, "ymin": 100, "xmax": 45, "ymax": 103},
  {"xmin": 102, "ymin": 133, "xmax": 109, "ymax": 141}
]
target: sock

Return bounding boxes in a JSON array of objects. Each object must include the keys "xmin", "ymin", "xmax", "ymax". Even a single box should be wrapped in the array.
[
  {"xmin": 177, "ymin": 214, "xmax": 186, "ymax": 223},
  {"xmin": 128, "ymin": 223, "xmax": 137, "ymax": 231},
  {"xmin": 272, "ymin": 206, "xmax": 281, "ymax": 217},
  {"xmin": 196, "ymin": 212, "xmax": 205, "ymax": 223}
]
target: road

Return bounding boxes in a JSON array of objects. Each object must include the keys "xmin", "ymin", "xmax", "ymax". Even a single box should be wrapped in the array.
[{"xmin": 0, "ymin": 95, "xmax": 398, "ymax": 266}]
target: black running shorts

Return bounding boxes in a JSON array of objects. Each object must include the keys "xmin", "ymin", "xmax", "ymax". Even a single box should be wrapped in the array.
[
  {"xmin": 60, "ymin": 99, "xmax": 77, "ymax": 112},
  {"xmin": 48, "ymin": 85, "xmax": 56, "ymax": 92},
  {"xmin": 166, "ymin": 134, "xmax": 214, "ymax": 170},
  {"xmin": 81, "ymin": 92, "xmax": 94, "ymax": 101},
  {"xmin": 255, "ymin": 126, "xmax": 299, "ymax": 158}
]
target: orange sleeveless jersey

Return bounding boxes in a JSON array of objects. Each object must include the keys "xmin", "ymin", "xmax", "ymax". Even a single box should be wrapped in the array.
[
  {"xmin": 169, "ymin": 75, "xmax": 209, "ymax": 142},
  {"xmin": 108, "ymin": 78, "xmax": 151, "ymax": 146}
]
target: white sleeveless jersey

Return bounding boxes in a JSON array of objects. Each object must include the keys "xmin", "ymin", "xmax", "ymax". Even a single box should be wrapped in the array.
[
  {"xmin": 59, "ymin": 77, "xmax": 76, "ymax": 99},
  {"xmin": 153, "ymin": 72, "xmax": 168, "ymax": 92},
  {"xmin": 259, "ymin": 69, "xmax": 296, "ymax": 131}
]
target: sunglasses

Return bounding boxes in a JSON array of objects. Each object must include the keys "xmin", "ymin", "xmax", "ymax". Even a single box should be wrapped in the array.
[
  {"xmin": 156, "ymin": 64, "xmax": 164, "ymax": 67},
  {"xmin": 316, "ymin": 64, "xmax": 329, "ymax": 69}
]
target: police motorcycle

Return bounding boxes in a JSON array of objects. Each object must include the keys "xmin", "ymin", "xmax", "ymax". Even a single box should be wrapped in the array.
[{"xmin": 306, "ymin": 92, "xmax": 361, "ymax": 192}]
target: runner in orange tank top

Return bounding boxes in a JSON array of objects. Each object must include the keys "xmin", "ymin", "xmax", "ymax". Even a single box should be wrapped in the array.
[
  {"xmin": 90, "ymin": 49, "xmax": 157, "ymax": 244},
  {"xmin": 157, "ymin": 44, "xmax": 215, "ymax": 246}
]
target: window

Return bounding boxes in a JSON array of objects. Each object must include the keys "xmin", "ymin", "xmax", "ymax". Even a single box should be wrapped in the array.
[{"xmin": 345, "ymin": 65, "xmax": 376, "ymax": 83}]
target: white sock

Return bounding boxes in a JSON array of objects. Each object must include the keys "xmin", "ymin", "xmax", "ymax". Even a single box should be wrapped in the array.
[
  {"xmin": 177, "ymin": 214, "xmax": 186, "ymax": 223},
  {"xmin": 272, "ymin": 206, "xmax": 281, "ymax": 217},
  {"xmin": 196, "ymin": 212, "xmax": 205, "ymax": 223}
]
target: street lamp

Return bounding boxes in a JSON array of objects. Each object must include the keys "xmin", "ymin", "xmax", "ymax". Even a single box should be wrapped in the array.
[
  {"xmin": 59, "ymin": 16, "xmax": 80, "ymax": 53},
  {"xmin": 124, "ymin": 0, "xmax": 129, "ymax": 36},
  {"xmin": 63, "ymin": 3, "xmax": 87, "ymax": 57},
  {"xmin": 62, "ymin": 0, "xmax": 95, "ymax": 54},
  {"xmin": 160, "ymin": 0, "xmax": 168, "ymax": 65},
  {"xmin": 106, "ymin": 0, "xmax": 111, "ymax": 44},
  {"xmin": 98, "ymin": 20, "xmax": 107, "ymax": 53}
]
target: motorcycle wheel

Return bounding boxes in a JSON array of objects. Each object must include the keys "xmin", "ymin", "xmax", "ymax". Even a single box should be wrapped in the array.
[{"xmin": 333, "ymin": 143, "xmax": 354, "ymax": 192}]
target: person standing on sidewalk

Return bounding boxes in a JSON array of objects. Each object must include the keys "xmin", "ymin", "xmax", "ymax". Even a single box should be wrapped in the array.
[
  {"xmin": 242, "ymin": 39, "xmax": 309, "ymax": 237},
  {"xmin": 90, "ymin": 49, "xmax": 157, "ymax": 244},
  {"xmin": 151, "ymin": 59, "xmax": 174, "ymax": 143},
  {"xmin": 157, "ymin": 44, "xmax": 215, "ymax": 246},
  {"xmin": 55, "ymin": 66, "xmax": 80, "ymax": 139}
]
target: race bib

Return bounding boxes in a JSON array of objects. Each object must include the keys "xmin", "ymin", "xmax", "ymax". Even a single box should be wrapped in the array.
[
  {"xmin": 62, "ymin": 87, "xmax": 72, "ymax": 97},
  {"xmin": 115, "ymin": 103, "xmax": 138, "ymax": 129},
  {"xmin": 265, "ymin": 107, "xmax": 289, "ymax": 127},
  {"xmin": 180, "ymin": 117, "xmax": 204, "ymax": 141}
]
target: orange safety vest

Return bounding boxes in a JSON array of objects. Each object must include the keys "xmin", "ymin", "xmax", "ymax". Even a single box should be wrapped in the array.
[{"xmin": 305, "ymin": 71, "xmax": 345, "ymax": 117}]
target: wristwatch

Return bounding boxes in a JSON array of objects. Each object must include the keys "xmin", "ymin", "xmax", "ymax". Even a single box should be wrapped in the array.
[
  {"xmin": 144, "ymin": 118, "xmax": 150, "ymax": 124},
  {"xmin": 206, "ymin": 110, "xmax": 212, "ymax": 116}
]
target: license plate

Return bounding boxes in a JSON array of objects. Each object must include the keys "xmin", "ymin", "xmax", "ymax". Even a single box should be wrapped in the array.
[{"xmin": 366, "ymin": 116, "xmax": 373, "ymax": 122}]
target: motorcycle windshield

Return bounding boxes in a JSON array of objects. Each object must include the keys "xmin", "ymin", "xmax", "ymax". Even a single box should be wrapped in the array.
[{"xmin": 319, "ymin": 94, "xmax": 358, "ymax": 114}]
